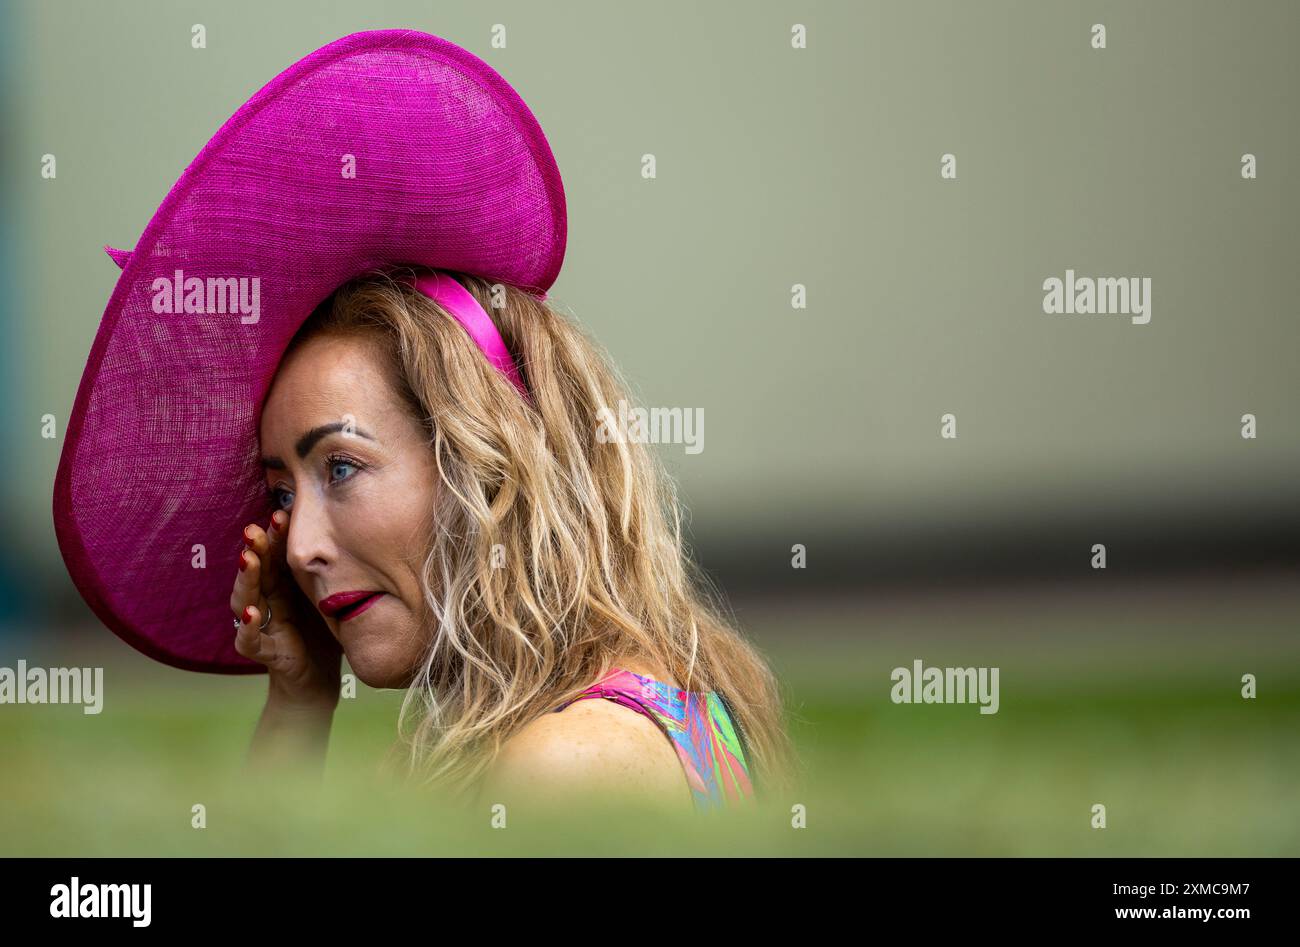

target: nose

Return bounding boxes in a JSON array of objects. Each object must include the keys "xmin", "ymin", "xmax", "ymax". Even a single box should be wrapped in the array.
[{"xmin": 282, "ymin": 490, "xmax": 334, "ymax": 577}]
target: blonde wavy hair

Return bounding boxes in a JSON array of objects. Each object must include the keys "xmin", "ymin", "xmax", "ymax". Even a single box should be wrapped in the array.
[{"xmin": 288, "ymin": 265, "xmax": 798, "ymax": 804}]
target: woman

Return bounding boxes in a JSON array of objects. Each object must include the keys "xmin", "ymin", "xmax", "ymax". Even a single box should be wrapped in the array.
[
  {"xmin": 234, "ymin": 268, "xmax": 795, "ymax": 813},
  {"xmin": 52, "ymin": 29, "xmax": 795, "ymax": 817}
]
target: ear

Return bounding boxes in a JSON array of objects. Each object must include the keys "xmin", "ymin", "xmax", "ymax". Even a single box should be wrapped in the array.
[{"xmin": 104, "ymin": 245, "xmax": 131, "ymax": 270}]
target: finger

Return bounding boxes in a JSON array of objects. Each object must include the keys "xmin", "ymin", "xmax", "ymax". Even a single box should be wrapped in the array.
[
  {"xmin": 238, "ymin": 604, "xmax": 303, "ymax": 672},
  {"xmin": 233, "ymin": 604, "xmax": 274, "ymax": 664},
  {"xmin": 262, "ymin": 510, "xmax": 289, "ymax": 596},
  {"xmin": 233, "ymin": 546, "xmax": 262, "ymax": 610},
  {"xmin": 242, "ymin": 522, "xmax": 269, "ymax": 559}
]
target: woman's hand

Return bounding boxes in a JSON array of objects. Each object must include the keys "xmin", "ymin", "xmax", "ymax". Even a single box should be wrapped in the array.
[{"xmin": 231, "ymin": 509, "xmax": 343, "ymax": 711}]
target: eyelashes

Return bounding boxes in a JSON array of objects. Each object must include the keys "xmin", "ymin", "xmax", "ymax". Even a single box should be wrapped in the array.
[
  {"xmin": 266, "ymin": 452, "xmax": 367, "ymax": 510},
  {"xmin": 325, "ymin": 452, "xmax": 364, "ymax": 483}
]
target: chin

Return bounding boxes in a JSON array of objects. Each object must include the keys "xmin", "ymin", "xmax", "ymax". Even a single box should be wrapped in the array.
[
  {"xmin": 332, "ymin": 595, "xmax": 427, "ymax": 688},
  {"xmin": 342, "ymin": 643, "xmax": 422, "ymax": 689}
]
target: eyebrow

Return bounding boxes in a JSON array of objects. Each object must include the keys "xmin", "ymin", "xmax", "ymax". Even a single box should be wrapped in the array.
[{"xmin": 261, "ymin": 422, "xmax": 376, "ymax": 470}]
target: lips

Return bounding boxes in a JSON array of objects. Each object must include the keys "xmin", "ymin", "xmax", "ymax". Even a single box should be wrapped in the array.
[{"xmin": 318, "ymin": 590, "xmax": 384, "ymax": 621}]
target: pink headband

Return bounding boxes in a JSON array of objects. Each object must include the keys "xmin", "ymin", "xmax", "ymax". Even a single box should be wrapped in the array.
[{"xmin": 404, "ymin": 272, "xmax": 533, "ymax": 404}]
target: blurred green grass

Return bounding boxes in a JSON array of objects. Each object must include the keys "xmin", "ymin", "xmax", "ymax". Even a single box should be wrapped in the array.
[{"xmin": 3, "ymin": 576, "xmax": 1298, "ymax": 855}]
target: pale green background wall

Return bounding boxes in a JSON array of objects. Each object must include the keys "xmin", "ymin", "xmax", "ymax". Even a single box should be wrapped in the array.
[{"xmin": 6, "ymin": 0, "xmax": 1298, "ymax": 600}]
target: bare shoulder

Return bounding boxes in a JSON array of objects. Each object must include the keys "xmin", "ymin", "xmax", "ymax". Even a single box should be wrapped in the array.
[{"xmin": 479, "ymin": 698, "xmax": 693, "ymax": 813}]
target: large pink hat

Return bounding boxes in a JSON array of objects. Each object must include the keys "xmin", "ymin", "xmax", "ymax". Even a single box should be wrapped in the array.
[{"xmin": 52, "ymin": 29, "xmax": 567, "ymax": 672}]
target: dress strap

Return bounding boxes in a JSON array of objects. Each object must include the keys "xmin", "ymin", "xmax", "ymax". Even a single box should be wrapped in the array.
[{"xmin": 553, "ymin": 667, "xmax": 755, "ymax": 810}]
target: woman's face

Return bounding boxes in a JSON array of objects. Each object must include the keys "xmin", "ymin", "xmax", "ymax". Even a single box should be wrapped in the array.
[{"xmin": 259, "ymin": 332, "xmax": 439, "ymax": 688}]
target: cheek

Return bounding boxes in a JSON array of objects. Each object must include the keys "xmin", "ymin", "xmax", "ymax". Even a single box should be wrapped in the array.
[
  {"xmin": 347, "ymin": 466, "xmax": 437, "ymax": 580},
  {"xmin": 339, "ymin": 480, "xmax": 410, "ymax": 553}
]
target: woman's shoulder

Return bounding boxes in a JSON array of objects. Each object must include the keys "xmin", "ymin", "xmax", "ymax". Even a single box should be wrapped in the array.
[{"xmin": 478, "ymin": 690, "xmax": 692, "ymax": 812}]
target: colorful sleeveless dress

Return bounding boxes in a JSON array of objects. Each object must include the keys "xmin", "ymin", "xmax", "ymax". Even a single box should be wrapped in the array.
[{"xmin": 552, "ymin": 667, "xmax": 755, "ymax": 812}]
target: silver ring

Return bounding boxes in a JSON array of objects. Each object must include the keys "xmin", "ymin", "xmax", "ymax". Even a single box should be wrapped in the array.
[{"xmin": 232, "ymin": 603, "xmax": 272, "ymax": 631}]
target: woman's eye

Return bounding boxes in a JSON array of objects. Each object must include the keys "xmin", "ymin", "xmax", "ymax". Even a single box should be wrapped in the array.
[
  {"xmin": 265, "ymin": 459, "xmax": 357, "ymax": 510},
  {"xmin": 329, "ymin": 459, "xmax": 359, "ymax": 484}
]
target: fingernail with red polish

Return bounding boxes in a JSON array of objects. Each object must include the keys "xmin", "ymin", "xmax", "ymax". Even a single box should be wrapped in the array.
[
  {"xmin": 239, "ymin": 552, "xmax": 248, "ymax": 572},
  {"xmin": 242, "ymin": 606, "xmax": 253, "ymax": 625}
]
